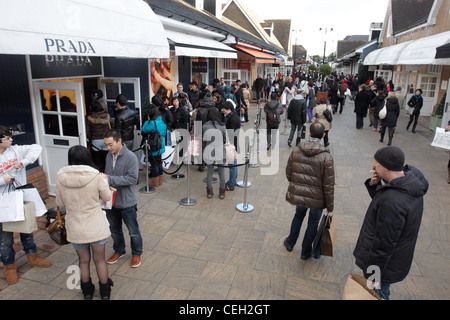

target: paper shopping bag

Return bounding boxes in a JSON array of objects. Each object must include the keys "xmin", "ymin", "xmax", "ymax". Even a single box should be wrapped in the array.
[
  {"xmin": 2, "ymin": 201, "xmax": 38, "ymax": 234},
  {"xmin": 21, "ymin": 188, "xmax": 48, "ymax": 217},
  {"xmin": 342, "ymin": 273, "xmax": 381, "ymax": 300},
  {"xmin": 162, "ymin": 146, "xmax": 175, "ymax": 170},
  {"xmin": 100, "ymin": 187, "xmax": 117, "ymax": 210},
  {"xmin": 0, "ymin": 191, "xmax": 25, "ymax": 223},
  {"xmin": 321, "ymin": 214, "xmax": 336, "ymax": 257}
]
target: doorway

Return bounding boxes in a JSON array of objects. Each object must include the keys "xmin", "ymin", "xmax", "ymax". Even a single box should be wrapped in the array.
[{"xmin": 33, "ymin": 81, "xmax": 86, "ymax": 195}]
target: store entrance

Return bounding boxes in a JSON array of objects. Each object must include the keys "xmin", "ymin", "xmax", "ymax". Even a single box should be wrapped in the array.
[{"xmin": 33, "ymin": 81, "xmax": 86, "ymax": 195}]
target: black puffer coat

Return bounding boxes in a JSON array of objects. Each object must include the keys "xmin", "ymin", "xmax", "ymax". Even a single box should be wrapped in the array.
[
  {"xmin": 380, "ymin": 97, "xmax": 400, "ymax": 128},
  {"xmin": 285, "ymin": 139, "xmax": 335, "ymax": 212},
  {"xmin": 353, "ymin": 165, "xmax": 429, "ymax": 284},
  {"xmin": 370, "ymin": 94, "xmax": 386, "ymax": 117},
  {"xmin": 115, "ymin": 107, "xmax": 138, "ymax": 142}
]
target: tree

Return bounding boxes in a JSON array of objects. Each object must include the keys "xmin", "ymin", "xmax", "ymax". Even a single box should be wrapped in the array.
[
  {"xmin": 308, "ymin": 64, "xmax": 317, "ymax": 71},
  {"xmin": 319, "ymin": 64, "xmax": 332, "ymax": 76}
]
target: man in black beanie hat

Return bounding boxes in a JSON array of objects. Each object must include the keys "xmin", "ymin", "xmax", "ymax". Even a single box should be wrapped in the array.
[{"xmin": 353, "ymin": 146, "xmax": 429, "ymax": 300}]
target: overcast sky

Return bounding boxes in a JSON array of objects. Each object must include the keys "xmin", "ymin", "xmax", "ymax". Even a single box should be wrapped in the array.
[{"xmin": 220, "ymin": 0, "xmax": 390, "ymax": 56}]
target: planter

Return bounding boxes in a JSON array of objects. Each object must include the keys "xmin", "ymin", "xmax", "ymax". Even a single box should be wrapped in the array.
[{"xmin": 429, "ymin": 115, "xmax": 443, "ymax": 132}]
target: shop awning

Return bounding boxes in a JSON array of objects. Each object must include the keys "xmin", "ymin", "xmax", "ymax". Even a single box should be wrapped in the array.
[
  {"xmin": 234, "ymin": 45, "xmax": 281, "ymax": 64},
  {"xmin": 363, "ymin": 41, "xmax": 412, "ymax": 65},
  {"xmin": 364, "ymin": 31, "xmax": 450, "ymax": 66},
  {"xmin": 436, "ymin": 42, "xmax": 450, "ymax": 59},
  {"xmin": 0, "ymin": 0, "xmax": 169, "ymax": 59},
  {"xmin": 165, "ymin": 29, "xmax": 237, "ymax": 59},
  {"xmin": 398, "ymin": 30, "xmax": 450, "ymax": 65}
]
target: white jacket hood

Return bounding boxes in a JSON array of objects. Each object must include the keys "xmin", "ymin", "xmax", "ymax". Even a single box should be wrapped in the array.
[{"xmin": 57, "ymin": 165, "xmax": 99, "ymax": 189}]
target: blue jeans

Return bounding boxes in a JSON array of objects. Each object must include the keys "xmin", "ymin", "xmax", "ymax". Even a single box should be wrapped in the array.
[
  {"xmin": 285, "ymin": 206, "xmax": 323, "ymax": 259},
  {"xmin": 0, "ymin": 229, "xmax": 36, "ymax": 266},
  {"xmin": 378, "ymin": 282, "xmax": 391, "ymax": 300},
  {"xmin": 106, "ymin": 205, "xmax": 143, "ymax": 256},
  {"xmin": 226, "ymin": 162, "xmax": 238, "ymax": 189},
  {"xmin": 288, "ymin": 124, "xmax": 302, "ymax": 144}
]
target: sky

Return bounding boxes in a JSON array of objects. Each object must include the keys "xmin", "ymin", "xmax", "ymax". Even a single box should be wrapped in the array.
[{"xmin": 219, "ymin": 0, "xmax": 390, "ymax": 56}]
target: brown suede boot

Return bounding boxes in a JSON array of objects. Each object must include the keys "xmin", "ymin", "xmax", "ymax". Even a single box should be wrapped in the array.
[
  {"xmin": 219, "ymin": 188, "xmax": 226, "ymax": 199},
  {"xmin": 149, "ymin": 176, "xmax": 159, "ymax": 187},
  {"xmin": 206, "ymin": 187, "xmax": 213, "ymax": 198},
  {"xmin": 27, "ymin": 253, "xmax": 52, "ymax": 268},
  {"xmin": 5, "ymin": 264, "xmax": 18, "ymax": 284},
  {"xmin": 158, "ymin": 175, "xmax": 163, "ymax": 187}
]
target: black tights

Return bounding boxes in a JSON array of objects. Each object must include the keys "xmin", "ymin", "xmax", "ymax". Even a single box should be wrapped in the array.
[{"xmin": 76, "ymin": 245, "xmax": 108, "ymax": 284}]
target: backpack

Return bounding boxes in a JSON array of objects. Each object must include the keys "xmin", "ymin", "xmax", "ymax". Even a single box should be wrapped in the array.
[
  {"xmin": 267, "ymin": 106, "xmax": 279, "ymax": 128},
  {"xmin": 338, "ymin": 84, "xmax": 346, "ymax": 98},
  {"xmin": 148, "ymin": 120, "xmax": 162, "ymax": 152}
]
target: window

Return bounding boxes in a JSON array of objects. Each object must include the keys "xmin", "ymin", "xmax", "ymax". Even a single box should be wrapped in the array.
[
  {"xmin": 419, "ymin": 76, "xmax": 438, "ymax": 98},
  {"xmin": 393, "ymin": 72, "xmax": 407, "ymax": 92},
  {"xmin": 427, "ymin": 65, "xmax": 442, "ymax": 74},
  {"xmin": 375, "ymin": 70, "xmax": 392, "ymax": 84},
  {"xmin": 223, "ymin": 70, "xmax": 240, "ymax": 86}
]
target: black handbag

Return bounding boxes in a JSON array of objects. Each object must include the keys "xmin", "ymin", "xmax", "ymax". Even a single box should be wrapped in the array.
[
  {"xmin": 47, "ymin": 206, "xmax": 70, "ymax": 245},
  {"xmin": 323, "ymin": 108, "xmax": 333, "ymax": 123}
]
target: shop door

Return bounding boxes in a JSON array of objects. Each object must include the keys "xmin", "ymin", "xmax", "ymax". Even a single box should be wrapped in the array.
[
  {"xmin": 405, "ymin": 72, "xmax": 419, "ymax": 113},
  {"xmin": 417, "ymin": 74, "xmax": 439, "ymax": 116},
  {"xmin": 33, "ymin": 81, "xmax": 86, "ymax": 195},
  {"xmin": 99, "ymin": 78, "xmax": 142, "ymax": 152}
]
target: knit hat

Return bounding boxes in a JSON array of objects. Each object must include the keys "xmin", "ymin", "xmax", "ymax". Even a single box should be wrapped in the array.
[
  {"xmin": 374, "ymin": 146, "xmax": 405, "ymax": 171},
  {"xmin": 202, "ymin": 92, "xmax": 215, "ymax": 107}
]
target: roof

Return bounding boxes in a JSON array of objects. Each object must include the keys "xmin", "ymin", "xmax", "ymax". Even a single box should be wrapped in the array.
[
  {"xmin": 145, "ymin": 0, "xmax": 285, "ymax": 54},
  {"xmin": 337, "ymin": 40, "xmax": 368, "ymax": 59},
  {"xmin": 263, "ymin": 19, "xmax": 292, "ymax": 53},
  {"xmin": 221, "ymin": 0, "xmax": 285, "ymax": 53},
  {"xmin": 391, "ymin": 0, "xmax": 434, "ymax": 35}
]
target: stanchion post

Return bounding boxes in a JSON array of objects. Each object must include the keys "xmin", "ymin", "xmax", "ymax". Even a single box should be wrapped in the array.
[
  {"xmin": 281, "ymin": 105, "xmax": 289, "ymax": 135},
  {"xmin": 179, "ymin": 149, "xmax": 197, "ymax": 206},
  {"xmin": 236, "ymin": 156, "xmax": 254, "ymax": 213},
  {"xmin": 237, "ymin": 137, "xmax": 252, "ymax": 188},
  {"xmin": 139, "ymin": 140, "xmax": 155, "ymax": 194}
]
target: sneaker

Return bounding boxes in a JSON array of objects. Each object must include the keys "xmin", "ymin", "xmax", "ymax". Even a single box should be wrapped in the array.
[
  {"xmin": 287, "ymin": 141, "xmax": 292, "ymax": 147},
  {"xmin": 107, "ymin": 253, "xmax": 125, "ymax": 264},
  {"xmin": 131, "ymin": 255, "xmax": 141, "ymax": 268},
  {"xmin": 373, "ymin": 128, "xmax": 377, "ymax": 132}
]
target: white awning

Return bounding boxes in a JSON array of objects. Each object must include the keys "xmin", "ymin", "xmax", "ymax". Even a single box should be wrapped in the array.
[
  {"xmin": 0, "ymin": 0, "xmax": 169, "ymax": 59},
  {"xmin": 165, "ymin": 29, "xmax": 237, "ymax": 59},
  {"xmin": 397, "ymin": 30, "xmax": 450, "ymax": 65},
  {"xmin": 364, "ymin": 41, "xmax": 412, "ymax": 65}
]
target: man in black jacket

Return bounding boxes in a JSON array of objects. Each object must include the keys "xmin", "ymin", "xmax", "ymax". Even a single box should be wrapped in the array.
[
  {"xmin": 287, "ymin": 89, "xmax": 307, "ymax": 147},
  {"xmin": 353, "ymin": 146, "xmax": 428, "ymax": 300},
  {"xmin": 114, "ymin": 94, "xmax": 138, "ymax": 150}
]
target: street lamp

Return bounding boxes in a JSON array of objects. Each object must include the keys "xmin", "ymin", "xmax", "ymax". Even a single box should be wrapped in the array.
[
  {"xmin": 319, "ymin": 27, "xmax": 333, "ymax": 65},
  {"xmin": 291, "ymin": 29, "xmax": 301, "ymax": 69}
]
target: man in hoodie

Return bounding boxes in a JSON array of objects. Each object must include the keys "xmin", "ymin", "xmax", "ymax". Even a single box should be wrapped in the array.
[
  {"xmin": 353, "ymin": 146, "xmax": 429, "ymax": 300},
  {"xmin": 284, "ymin": 122, "xmax": 335, "ymax": 260},
  {"xmin": 287, "ymin": 89, "xmax": 307, "ymax": 147},
  {"xmin": 264, "ymin": 92, "xmax": 284, "ymax": 150}
]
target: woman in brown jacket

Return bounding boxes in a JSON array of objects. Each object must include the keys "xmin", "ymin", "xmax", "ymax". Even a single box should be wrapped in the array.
[
  {"xmin": 56, "ymin": 146, "xmax": 113, "ymax": 300},
  {"xmin": 86, "ymin": 101, "xmax": 110, "ymax": 172},
  {"xmin": 284, "ymin": 122, "xmax": 335, "ymax": 260}
]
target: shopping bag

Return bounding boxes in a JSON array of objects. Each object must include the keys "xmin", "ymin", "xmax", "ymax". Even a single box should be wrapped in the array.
[
  {"xmin": 2, "ymin": 201, "xmax": 38, "ymax": 234},
  {"xmin": 162, "ymin": 146, "xmax": 175, "ymax": 170},
  {"xmin": 189, "ymin": 135, "xmax": 201, "ymax": 157},
  {"xmin": 225, "ymin": 142, "xmax": 237, "ymax": 164},
  {"xmin": 21, "ymin": 188, "xmax": 48, "ymax": 217},
  {"xmin": 0, "ymin": 190, "xmax": 25, "ymax": 223},
  {"xmin": 321, "ymin": 214, "xmax": 336, "ymax": 256},
  {"xmin": 342, "ymin": 273, "xmax": 381, "ymax": 300},
  {"xmin": 379, "ymin": 101, "xmax": 387, "ymax": 119},
  {"xmin": 100, "ymin": 187, "xmax": 117, "ymax": 210},
  {"xmin": 312, "ymin": 213, "xmax": 327, "ymax": 258}
]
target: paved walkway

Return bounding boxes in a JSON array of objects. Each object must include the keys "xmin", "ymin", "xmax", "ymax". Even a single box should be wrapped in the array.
[{"xmin": 1, "ymin": 99, "xmax": 449, "ymax": 300}]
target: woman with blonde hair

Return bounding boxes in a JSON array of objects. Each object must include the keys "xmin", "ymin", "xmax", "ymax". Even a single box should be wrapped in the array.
[{"xmin": 379, "ymin": 91, "xmax": 400, "ymax": 146}]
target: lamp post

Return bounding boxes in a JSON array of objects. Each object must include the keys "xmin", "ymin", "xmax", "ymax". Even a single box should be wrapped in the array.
[
  {"xmin": 320, "ymin": 26, "xmax": 333, "ymax": 65},
  {"xmin": 291, "ymin": 29, "xmax": 301, "ymax": 70}
]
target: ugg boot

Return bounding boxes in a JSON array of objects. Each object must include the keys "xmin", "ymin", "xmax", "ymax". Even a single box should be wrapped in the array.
[
  {"xmin": 27, "ymin": 253, "xmax": 52, "ymax": 268},
  {"xmin": 158, "ymin": 175, "xmax": 163, "ymax": 187},
  {"xmin": 206, "ymin": 187, "xmax": 213, "ymax": 198},
  {"xmin": 4, "ymin": 264, "xmax": 18, "ymax": 285},
  {"xmin": 99, "ymin": 278, "xmax": 114, "ymax": 300},
  {"xmin": 219, "ymin": 188, "xmax": 226, "ymax": 199},
  {"xmin": 80, "ymin": 278, "xmax": 95, "ymax": 300},
  {"xmin": 149, "ymin": 176, "xmax": 159, "ymax": 187}
]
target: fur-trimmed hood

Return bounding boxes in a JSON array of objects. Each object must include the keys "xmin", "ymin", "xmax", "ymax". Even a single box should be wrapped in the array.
[{"xmin": 57, "ymin": 165, "xmax": 99, "ymax": 188}]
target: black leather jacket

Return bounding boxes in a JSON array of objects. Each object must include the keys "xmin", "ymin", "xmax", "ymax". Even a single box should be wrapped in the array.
[{"xmin": 115, "ymin": 107, "xmax": 138, "ymax": 142}]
